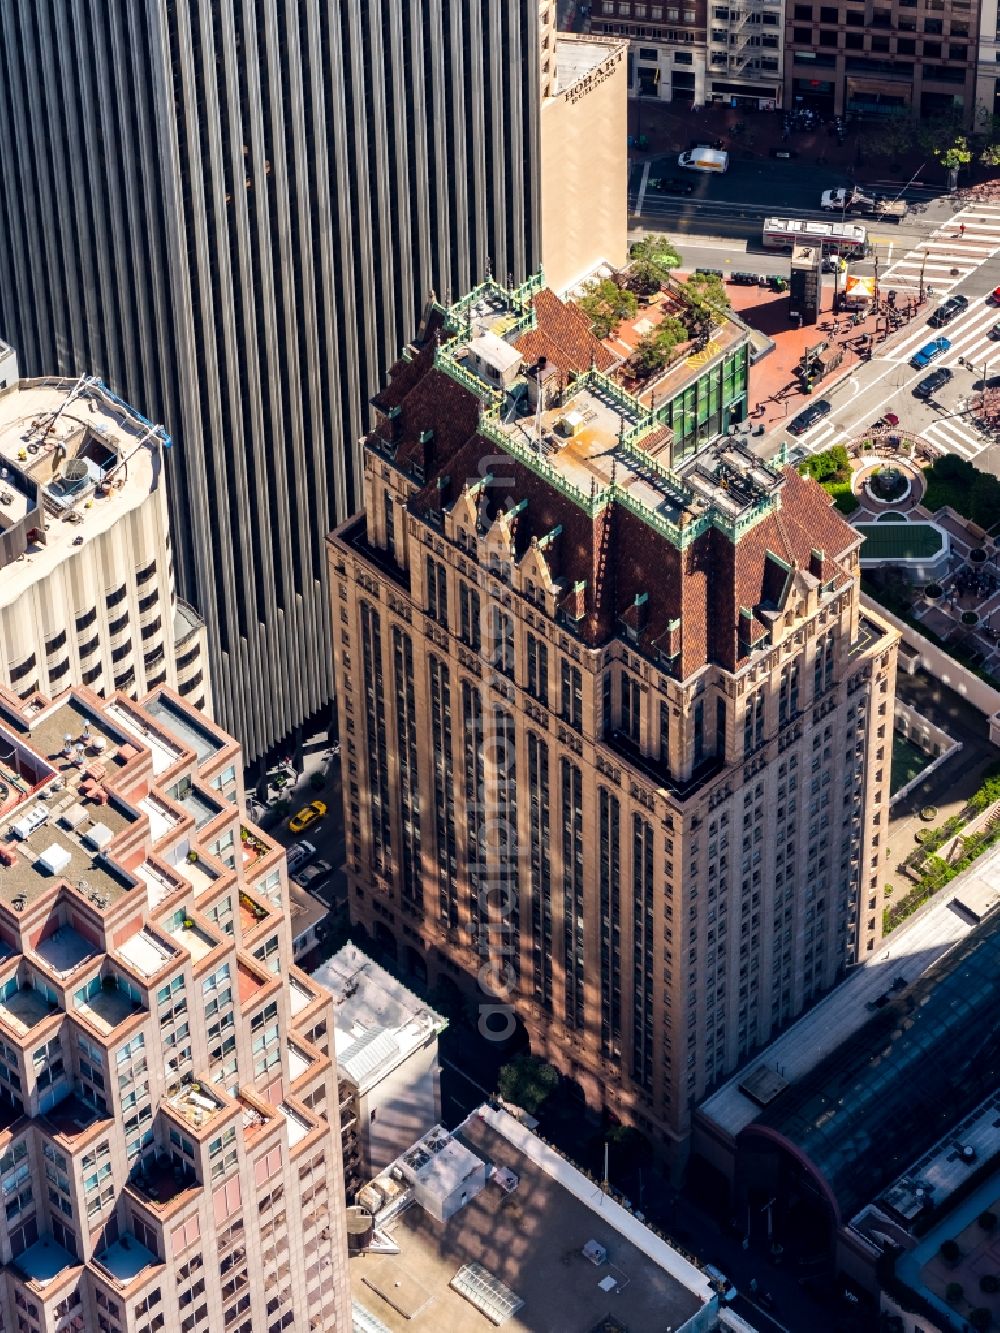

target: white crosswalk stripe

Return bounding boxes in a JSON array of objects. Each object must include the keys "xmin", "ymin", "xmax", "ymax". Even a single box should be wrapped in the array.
[
  {"xmin": 787, "ymin": 420, "xmax": 848, "ymax": 454},
  {"xmin": 921, "ymin": 416, "xmax": 989, "ymax": 460},
  {"xmin": 882, "ymin": 302, "xmax": 1000, "ymax": 365},
  {"xmin": 878, "ymin": 209, "xmax": 1000, "ymax": 299}
]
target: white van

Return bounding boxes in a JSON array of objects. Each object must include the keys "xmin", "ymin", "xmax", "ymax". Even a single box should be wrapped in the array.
[{"xmin": 678, "ymin": 147, "xmax": 729, "ymax": 173}]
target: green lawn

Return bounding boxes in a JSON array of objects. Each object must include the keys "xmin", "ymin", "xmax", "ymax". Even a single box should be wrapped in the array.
[
  {"xmin": 891, "ymin": 732, "xmax": 931, "ymax": 795},
  {"xmin": 857, "ymin": 522, "xmax": 944, "ymax": 561}
]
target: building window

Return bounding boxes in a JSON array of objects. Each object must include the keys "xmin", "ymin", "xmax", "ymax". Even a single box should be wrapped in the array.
[
  {"xmin": 560, "ymin": 660, "xmax": 583, "ymax": 732},
  {"xmin": 693, "ymin": 699, "xmax": 704, "ymax": 764},
  {"xmin": 526, "ymin": 633, "xmax": 549, "ymax": 706},
  {"xmin": 394, "ymin": 627, "xmax": 422, "ymax": 912},
  {"xmin": 426, "ymin": 556, "xmax": 448, "ymax": 627},
  {"xmin": 429, "ymin": 655, "xmax": 458, "ymax": 927},
  {"xmin": 621, "ymin": 672, "xmax": 641, "ymax": 745},
  {"xmin": 659, "ymin": 700, "xmax": 670, "ymax": 769},
  {"xmin": 106, "ymin": 585, "xmax": 127, "ymax": 609},
  {"xmin": 490, "ymin": 606, "xmax": 515, "ymax": 677},
  {"xmin": 75, "ymin": 608, "xmax": 97, "ymax": 631},
  {"xmin": 9, "ymin": 654, "xmax": 36, "ymax": 684},
  {"xmin": 459, "ymin": 583, "xmax": 482, "ymax": 651},
  {"xmin": 562, "ymin": 758, "xmax": 585, "ymax": 1030},
  {"xmin": 599, "ymin": 788, "xmax": 622, "ymax": 1059},
  {"xmin": 530, "ymin": 735, "xmax": 553, "ymax": 1013},
  {"xmin": 631, "ymin": 815, "xmax": 655, "ymax": 1092},
  {"xmin": 384, "ymin": 490, "xmax": 396, "ymax": 564},
  {"xmin": 360, "ymin": 602, "xmax": 391, "ymax": 875}
]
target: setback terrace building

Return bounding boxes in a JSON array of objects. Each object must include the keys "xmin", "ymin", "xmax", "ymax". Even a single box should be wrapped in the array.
[
  {"xmin": 329, "ymin": 274, "xmax": 897, "ymax": 1150},
  {"xmin": 0, "ymin": 683, "xmax": 349, "ymax": 1332}
]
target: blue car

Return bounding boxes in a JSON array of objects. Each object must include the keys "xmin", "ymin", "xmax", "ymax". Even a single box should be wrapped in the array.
[{"xmin": 911, "ymin": 337, "xmax": 951, "ymax": 369}]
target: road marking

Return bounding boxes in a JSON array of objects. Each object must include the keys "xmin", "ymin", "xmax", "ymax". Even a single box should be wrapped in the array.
[
  {"xmin": 634, "ymin": 162, "xmax": 650, "ymax": 219},
  {"xmin": 921, "ymin": 419, "xmax": 983, "ymax": 460}
]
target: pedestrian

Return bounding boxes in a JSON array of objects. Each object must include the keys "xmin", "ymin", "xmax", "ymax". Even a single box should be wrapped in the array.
[{"xmin": 960, "ymin": 223, "xmax": 966, "ymax": 238}]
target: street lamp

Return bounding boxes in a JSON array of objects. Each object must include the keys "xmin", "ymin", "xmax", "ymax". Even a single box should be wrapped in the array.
[{"xmin": 918, "ymin": 253, "xmax": 927, "ymax": 305}]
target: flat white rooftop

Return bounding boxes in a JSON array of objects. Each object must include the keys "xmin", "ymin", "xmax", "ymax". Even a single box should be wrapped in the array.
[
  {"xmin": 698, "ymin": 843, "xmax": 1000, "ymax": 1139},
  {"xmin": 553, "ymin": 35, "xmax": 624, "ymax": 97},
  {"xmin": 0, "ymin": 379, "xmax": 164, "ymax": 607},
  {"xmin": 314, "ymin": 943, "xmax": 446, "ymax": 1093},
  {"xmin": 117, "ymin": 927, "xmax": 178, "ymax": 980}
]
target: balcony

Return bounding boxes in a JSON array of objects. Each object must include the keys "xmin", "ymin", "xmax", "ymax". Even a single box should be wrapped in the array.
[
  {"xmin": 75, "ymin": 980, "xmax": 143, "ymax": 1035},
  {"xmin": 0, "ymin": 985, "xmax": 58, "ymax": 1037},
  {"xmin": 93, "ymin": 1235, "xmax": 159, "ymax": 1285},
  {"xmin": 240, "ymin": 826, "xmax": 272, "ymax": 871},
  {"xmin": 128, "ymin": 1156, "xmax": 198, "ymax": 1209},
  {"xmin": 13, "ymin": 1237, "xmax": 79, "ymax": 1288},
  {"xmin": 167, "ymin": 915, "xmax": 218, "ymax": 964}
]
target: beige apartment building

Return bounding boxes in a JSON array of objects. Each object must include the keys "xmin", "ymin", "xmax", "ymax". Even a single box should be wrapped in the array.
[
  {"xmin": 538, "ymin": 5, "xmax": 629, "ymax": 294},
  {"xmin": 328, "ymin": 274, "xmax": 898, "ymax": 1152},
  {"xmin": 0, "ymin": 682, "xmax": 349, "ymax": 1331},
  {"xmin": 0, "ymin": 372, "xmax": 209, "ymax": 714}
]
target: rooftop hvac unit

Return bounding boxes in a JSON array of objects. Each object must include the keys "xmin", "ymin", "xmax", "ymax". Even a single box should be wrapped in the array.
[{"xmin": 582, "ymin": 1240, "xmax": 608, "ymax": 1266}]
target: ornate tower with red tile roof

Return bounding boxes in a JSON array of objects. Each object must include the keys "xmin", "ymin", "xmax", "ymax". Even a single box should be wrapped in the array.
[{"xmin": 328, "ymin": 276, "xmax": 898, "ymax": 1148}]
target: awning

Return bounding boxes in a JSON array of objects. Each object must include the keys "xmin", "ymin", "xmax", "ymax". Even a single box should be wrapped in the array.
[{"xmin": 37, "ymin": 843, "xmax": 72, "ymax": 875}]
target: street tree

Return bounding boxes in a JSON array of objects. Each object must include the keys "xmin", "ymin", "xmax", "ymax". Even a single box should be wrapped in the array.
[
  {"xmin": 579, "ymin": 278, "xmax": 637, "ymax": 339},
  {"xmin": 869, "ymin": 111, "xmax": 919, "ymax": 159},
  {"xmin": 497, "ymin": 1054, "xmax": 559, "ymax": 1116},
  {"xmin": 628, "ymin": 235, "xmax": 682, "ymax": 294}
]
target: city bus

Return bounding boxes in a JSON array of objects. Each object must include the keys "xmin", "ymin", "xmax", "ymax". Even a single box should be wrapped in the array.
[{"xmin": 762, "ymin": 217, "xmax": 869, "ymax": 258}]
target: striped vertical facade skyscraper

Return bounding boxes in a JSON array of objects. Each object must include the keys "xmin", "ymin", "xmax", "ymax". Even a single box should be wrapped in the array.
[{"xmin": 0, "ymin": 1, "xmax": 542, "ymax": 758}]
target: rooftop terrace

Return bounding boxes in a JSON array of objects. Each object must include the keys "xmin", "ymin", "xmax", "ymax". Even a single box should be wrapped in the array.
[
  {"xmin": 434, "ymin": 278, "xmax": 766, "ymax": 548},
  {"xmin": 0, "ymin": 377, "xmax": 169, "ymax": 600},
  {"xmin": 351, "ymin": 1106, "xmax": 714, "ymax": 1333},
  {"xmin": 144, "ymin": 692, "xmax": 223, "ymax": 763},
  {"xmin": 0, "ymin": 697, "xmax": 141, "ymax": 911}
]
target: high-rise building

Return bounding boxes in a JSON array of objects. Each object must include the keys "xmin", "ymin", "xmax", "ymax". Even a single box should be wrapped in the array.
[
  {"xmin": 537, "ymin": 19, "xmax": 629, "ymax": 294},
  {"xmin": 0, "ymin": 1, "xmax": 543, "ymax": 758},
  {"xmin": 0, "ymin": 373, "xmax": 209, "ymax": 713},
  {"xmin": 782, "ymin": 0, "xmax": 979, "ymax": 121},
  {"xmin": 590, "ymin": 0, "xmax": 784, "ymax": 110},
  {"xmin": 0, "ymin": 682, "xmax": 349, "ymax": 1331},
  {"xmin": 328, "ymin": 275, "xmax": 898, "ymax": 1150}
]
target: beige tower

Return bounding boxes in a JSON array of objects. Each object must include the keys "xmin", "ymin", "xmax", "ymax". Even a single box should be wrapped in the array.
[
  {"xmin": 538, "ymin": 7, "xmax": 629, "ymax": 294},
  {"xmin": 328, "ymin": 276, "xmax": 897, "ymax": 1151},
  {"xmin": 0, "ymin": 683, "xmax": 349, "ymax": 1331}
]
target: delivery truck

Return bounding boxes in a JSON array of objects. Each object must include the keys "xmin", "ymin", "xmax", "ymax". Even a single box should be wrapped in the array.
[
  {"xmin": 677, "ymin": 147, "xmax": 729, "ymax": 173},
  {"xmin": 820, "ymin": 187, "xmax": 908, "ymax": 222}
]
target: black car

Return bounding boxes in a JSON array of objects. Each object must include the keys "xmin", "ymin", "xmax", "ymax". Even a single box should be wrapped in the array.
[
  {"xmin": 914, "ymin": 367, "xmax": 953, "ymax": 399},
  {"xmin": 788, "ymin": 399, "xmax": 832, "ymax": 436},
  {"xmin": 929, "ymin": 293, "xmax": 970, "ymax": 328}
]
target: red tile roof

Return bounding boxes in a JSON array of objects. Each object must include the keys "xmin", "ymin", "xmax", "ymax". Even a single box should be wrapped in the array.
[
  {"xmin": 515, "ymin": 289, "xmax": 617, "ymax": 378},
  {"xmin": 366, "ymin": 292, "xmax": 860, "ymax": 678}
]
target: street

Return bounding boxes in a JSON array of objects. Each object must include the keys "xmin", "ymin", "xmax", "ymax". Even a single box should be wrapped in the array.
[{"xmin": 750, "ymin": 201, "xmax": 1000, "ymax": 477}]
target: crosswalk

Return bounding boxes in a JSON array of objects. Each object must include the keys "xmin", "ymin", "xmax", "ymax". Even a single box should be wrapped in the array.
[
  {"xmin": 920, "ymin": 412, "xmax": 991, "ymax": 461},
  {"xmin": 789, "ymin": 418, "xmax": 848, "ymax": 455},
  {"xmin": 879, "ymin": 204, "xmax": 1000, "ymax": 300},
  {"xmin": 883, "ymin": 300, "xmax": 1000, "ymax": 369}
]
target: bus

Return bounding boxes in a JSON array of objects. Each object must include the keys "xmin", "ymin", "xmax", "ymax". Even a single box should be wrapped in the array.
[{"xmin": 762, "ymin": 217, "xmax": 869, "ymax": 257}]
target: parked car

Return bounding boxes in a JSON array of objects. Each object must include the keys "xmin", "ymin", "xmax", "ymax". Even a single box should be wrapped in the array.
[
  {"xmin": 285, "ymin": 840, "xmax": 317, "ymax": 873},
  {"xmin": 911, "ymin": 337, "xmax": 951, "ymax": 369},
  {"xmin": 293, "ymin": 859, "xmax": 334, "ymax": 889},
  {"xmin": 991, "ymin": 286, "xmax": 1000, "ymax": 304},
  {"xmin": 990, "ymin": 321, "xmax": 1000, "ymax": 340},
  {"xmin": 289, "ymin": 799, "xmax": 326, "ymax": 833},
  {"xmin": 913, "ymin": 367, "xmax": 953, "ymax": 399},
  {"xmin": 787, "ymin": 399, "xmax": 832, "ymax": 436}
]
